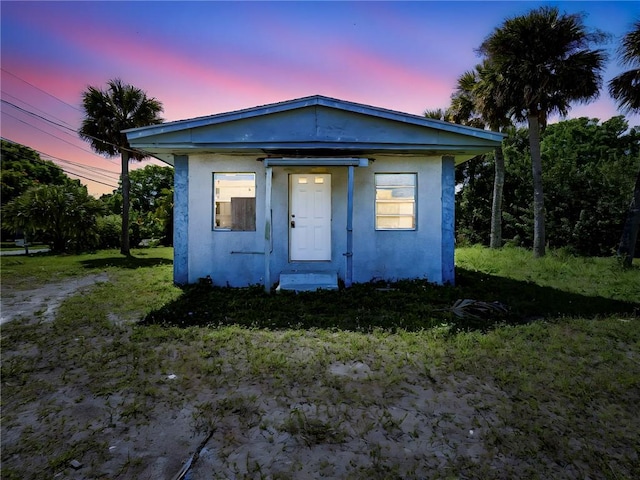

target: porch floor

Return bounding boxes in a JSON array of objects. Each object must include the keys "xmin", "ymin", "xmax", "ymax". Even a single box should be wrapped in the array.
[{"xmin": 276, "ymin": 272, "xmax": 339, "ymax": 292}]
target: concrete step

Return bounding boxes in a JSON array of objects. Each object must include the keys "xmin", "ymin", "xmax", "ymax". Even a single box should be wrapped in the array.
[{"xmin": 276, "ymin": 272, "xmax": 339, "ymax": 292}]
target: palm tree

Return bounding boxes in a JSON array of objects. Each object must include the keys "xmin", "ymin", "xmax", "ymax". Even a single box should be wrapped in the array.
[
  {"xmin": 451, "ymin": 63, "xmax": 511, "ymax": 248},
  {"xmin": 609, "ymin": 20, "xmax": 640, "ymax": 113},
  {"xmin": 79, "ymin": 79, "xmax": 163, "ymax": 255},
  {"xmin": 479, "ymin": 6, "xmax": 607, "ymax": 257},
  {"xmin": 610, "ymin": 20, "xmax": 640, "ymax": 266},
  {"xmin": 423, "ymin": 108, "xmax": 452, "ymax": 121}
]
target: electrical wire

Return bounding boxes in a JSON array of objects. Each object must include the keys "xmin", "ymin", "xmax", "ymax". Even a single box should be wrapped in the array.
[
  {"xmin": 1, "ymin": 89, "xmax": 77, "ymax": 129},
  {"xmin": 0, "ymin": 136, "xmax": 121, "ymax": 180},
  {"xmin": 1, "ymin": 138, "xmax": 119, "ymax": 189},
  {"xmin": 1, "ymin": 69, "xmax": 167, "ymax": 191},
  {"xmin": 2, "ymin": 109, "xmax": 106, "ymax": 157},
  {"xmin": 1, "ymin": 69, "xmax": 159, "ymax": 158},
  {"xmin": 1, "ymin": 67, "xmax": 83, "ymax": 113}
]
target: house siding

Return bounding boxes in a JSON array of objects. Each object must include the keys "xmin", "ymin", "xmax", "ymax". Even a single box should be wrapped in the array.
[
  {"xmin": 188, "ymin": 155, "xmax": 266, "ymax": 286},
  {"xmin": 352, "ymin": 155, "xmax": 443, "ymax": 283},
  {"xmin": 183, "ymin": 153, "xmax": 446, "ymax": 287}
]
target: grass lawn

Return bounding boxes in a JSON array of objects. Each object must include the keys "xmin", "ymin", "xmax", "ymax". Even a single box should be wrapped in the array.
[
  {"xmin": 1, "ymin": 246, "xmax": 639, "ymax": 479},
  {"xmin": 0, "ymin": 241, "xmax": 49, "ymax": 251}
]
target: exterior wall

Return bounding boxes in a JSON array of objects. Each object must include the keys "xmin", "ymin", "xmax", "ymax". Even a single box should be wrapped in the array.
[
  {"xmin": 182, "ymin": 153, "xmax": 447, "ymax": 287},
  {"xmin": 187, "ymin": 154, "xmax": 266, "ymax": 286},
  {"xmin": 352, "ymin": 155, "xmax": 444, "ymax": 283}
]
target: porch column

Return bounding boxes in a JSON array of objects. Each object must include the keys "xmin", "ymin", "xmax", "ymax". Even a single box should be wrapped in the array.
[
  {"xmin": 441, "ymin": 155, "xmax": 455, "ymax": 284},
  {"xmin": 173, "ymin": 155, "xmax": 189, "ymax": 285},
  {"xmin": 345, "ymin": 165, "xmax": 354, "ymax": 287},
  {"xmin": 264, "ymin": 166, "xmax": 273, "ymax": 292}
]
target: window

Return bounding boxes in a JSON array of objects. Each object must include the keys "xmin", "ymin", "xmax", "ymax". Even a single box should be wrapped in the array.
[
  {"xmin": 375, "ymin": 173, "xmax": 416, "ymax": 230},
  {"xmin": 213, "ymin": 173, "xmax": 256, "ymax": 231}
]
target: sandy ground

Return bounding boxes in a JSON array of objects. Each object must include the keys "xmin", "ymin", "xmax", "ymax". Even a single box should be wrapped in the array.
[
  {"xmin": 0, "ymin": 273, "xmax": 109, "ymax": 325},
  {"xmin": 1, "ymin": 275, "xmax": 601, "ymax": 479}
]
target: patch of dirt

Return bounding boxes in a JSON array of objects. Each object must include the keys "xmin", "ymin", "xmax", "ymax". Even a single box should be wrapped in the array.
[
  {"xmin": 4, "ymin": 275, "xmax": 635, "ymax": 479},
  {"xmin": 188, "ymin": 376, "xmax": 508, "ymax": 479},
  {"xmin": 0, "ymin": 273, "xmax": 109, "ymax": 324},
  {"xmin": 2, "ymin": 269, "xmax": 510, "ymax": 480}
]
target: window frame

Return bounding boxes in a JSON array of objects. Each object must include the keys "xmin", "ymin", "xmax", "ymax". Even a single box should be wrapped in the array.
[
  {"xmin": 374, "ymin": 172, "xmax": 417, "ymax": 231},
  {"xmin": 212, "ymin": 172, "xmax": 256, "ymax": 232}
]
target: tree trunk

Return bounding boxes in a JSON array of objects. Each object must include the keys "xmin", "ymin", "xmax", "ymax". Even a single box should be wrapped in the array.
[
  {"xmin": 490, "ymin": 145, "xmax": 505, "ymax": 248},
  {"xmin": 528, "ymin": 113, "xmax": 545, "ymax": 257},
  {"xmin": 617, "ymin": 165, "xmax": 640, "ymax": 267},
  {"xmin": 120, "ymin": 149, "xmax": 131, "ymax": 256}
]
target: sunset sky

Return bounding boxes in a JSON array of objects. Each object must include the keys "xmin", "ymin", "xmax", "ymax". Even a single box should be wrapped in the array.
[{"xmin": 1, "ymin": 1, "xmax": 638, "ymax": 196}]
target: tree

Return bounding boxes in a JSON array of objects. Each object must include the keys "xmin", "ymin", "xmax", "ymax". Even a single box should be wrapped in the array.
[
  {"xmin": 423, "ymin": 108, "xmax": 452, "ymax": 121},
  {"xmin": 608, "ymin": 20, "xmax": 640, "ymax": 113},
  {"xmin": 479, "ymin": 6, "xmax": 608, "ymax": 257},
  {"xmin": 153, "ymin": 186, "xmax": 174, "ymax": 246},
  {"xmin": 450, "ymin": 62, "xmax": 511, "ymax": 248},
  {"xmin": 616, "ymin": 167, "xmax": 639, "ymax": 267},
  {"xmin": 2, "ymin": 184, "xmax": 104, "ymax": 253},
  {"xmin": 0, "ymin": 139, "xmax": 69, "ymax": 207},
  {"xmin": 455, "ymin": 117, "xmax": 639, "ymax": 257},
  {"xmin": 128, "ymin": 165, "xmax": 174, "ymax": 217},
  {"xmin": 99, "ymin": 164, "xmax": 174, "ymax": 245},
  {"xmin": 79, "ymin": 79, "xmax": 163, "ymax": 256},
  {"xmin": 610, "ymin": 20, "xmax": 640, "ymax": 266},
  {"xmin": 540, "ymin": 117, "xmax": 638, "ymax": 256}
]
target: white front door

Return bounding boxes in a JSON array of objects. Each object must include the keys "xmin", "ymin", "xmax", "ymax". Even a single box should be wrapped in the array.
[{"xmin": 290, "ymin": 174, "xmax": 331, "ymax": 261}]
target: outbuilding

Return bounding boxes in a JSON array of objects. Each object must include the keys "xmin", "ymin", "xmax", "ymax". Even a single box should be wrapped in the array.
[{"xmin": 125, "ymin": 95, "xmax": 502, "ymax": 291}]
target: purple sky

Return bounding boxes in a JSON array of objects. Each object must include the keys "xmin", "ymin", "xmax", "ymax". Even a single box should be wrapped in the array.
[{"xmin": 1, "ymin": 1, "xmax": 638, "ymax": 196}]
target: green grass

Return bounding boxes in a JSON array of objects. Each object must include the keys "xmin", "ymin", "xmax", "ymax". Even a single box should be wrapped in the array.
[
  {"xmin": 0, "ymin": 247, "xmax": 174, "ymax": 290},
  {"xmin": 140, "ymin": 245, "xmax": 638, "ymax": 331},
  {"xmin": 1, "ymin": 246, "xmax": 639, "ymax": 479},
  {"xmin": 456, "ymin": 244, "xmax": 640, "ymax": 302}
]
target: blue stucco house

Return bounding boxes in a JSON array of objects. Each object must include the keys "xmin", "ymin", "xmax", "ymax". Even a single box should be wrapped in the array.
[{"xmin": 125, "ymin": 95, "xmax": 502, "ymax": 291}]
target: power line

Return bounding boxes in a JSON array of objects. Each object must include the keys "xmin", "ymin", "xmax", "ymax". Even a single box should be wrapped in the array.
[
  {"xmin": 56, "ymin": 169, "xmax": 118, "ymax": 188},
  {"xmin": 1, "ymin": 138, "xmax": 119, "ymax": 189},
  {"xmin": 1, "ymin": 97, "xmax": 156, "ymax": 159},
  {"xmin": 1, "ymin": 67, "xmax": 83, "ymax": 113},
  {"xmin": 1, "ymin": 70, "xmax": 162, "ymax": 159},
  {"xmin": 40, "ymin": 154, "xmax": 120, "ymax": 178},
  {"xmin": 0, "ymin": 74, "xmax": 165, "ymax": 191},
  {"xmin": 2, "ymin": 98, "xmax": 80, "ymax": 134},
  {"xmin": 1, "ymin": 89, "xmax": 77, "ymax": 129},
  {"xmin": 44, "ymin": 157, "xmax": 120, "ymax": 183},
  {"xmin": 2, "ymin": 108, "xmax": 106, "ymax": 157},
  {"xmin": 0, "ymin": 134, "xmax": 121, "ymax": 179},
  {"xmin": 1, "ymin": 98, "xmax": 93, "ymax": 153}
]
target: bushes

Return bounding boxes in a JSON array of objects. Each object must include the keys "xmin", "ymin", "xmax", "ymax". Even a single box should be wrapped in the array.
[
  {"xmin": 96, "ymin": 215, "xmax": 121, "ymax": 249},
  {"xmin": 456, "ymin": 117, "xmax": 640, "ymax": 256}
]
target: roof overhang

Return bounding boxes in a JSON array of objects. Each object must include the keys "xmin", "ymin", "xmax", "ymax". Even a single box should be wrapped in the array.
[
  {"xmin": 262, "ymin": 157, "xmax": 369, "ymax": 167},
  {"xmin": 125, "ymin": 95, "xmax": 504, "ymax": 166}
]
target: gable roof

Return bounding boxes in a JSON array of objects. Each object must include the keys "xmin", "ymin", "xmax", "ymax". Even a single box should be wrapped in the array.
[{"xmin": 125, "ymin": 95, "xmax": 503, "ymax": 165}]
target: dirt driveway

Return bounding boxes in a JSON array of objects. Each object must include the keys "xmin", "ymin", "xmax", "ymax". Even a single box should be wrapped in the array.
[{"xmin": 1, "ymin": 273, "xmax": 109, "ymax": 325}]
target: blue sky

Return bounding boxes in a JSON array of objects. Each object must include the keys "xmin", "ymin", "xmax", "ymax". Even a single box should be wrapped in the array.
[{"xmin": 1, "ymin": 1, "xmax": 638, "ymax": 195}]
